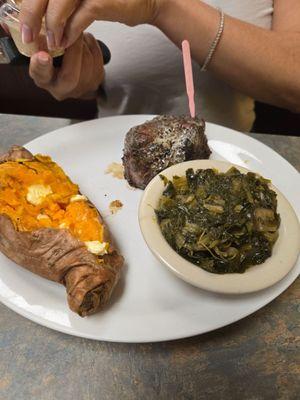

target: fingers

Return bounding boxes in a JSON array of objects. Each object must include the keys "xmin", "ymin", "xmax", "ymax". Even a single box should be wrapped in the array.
[
  {"xmin": 29, "ymin": 51, "xmax": 55, "ymax": 88},
  {"xmin": 62, "ymin": 2, "xmax": 97, "ymax": 47},
  {"xmin": 72, "ymin": 34, "xmax": 104, "ymax": 99},
  {"xmin": 29, "ymin": 34, "xmax": 104, "ymax": 101},
  {"xmin": 19, "ymin": 0, "xmax": 48, "ymax": 43},
  {"xmin": 19, "ymin": 0, "xmax": 101, "ymax": 50},
  {"xmin": 30, "ymin": 37, "xmax": 83, "ymax": 100},
  {"xmin": 45, "ymin": 0, "xmax": 79, "ymax": 49},
  {"xmin": 20, "ymin": 0, "xmax": 77, "ymax": 49},
  {"xmin": 71, "ymin": 38, "xmax": 95, "ymax": 98},
  {"xmin": 53, "ymin": 35, "xmax": 83, "ymax": 99},
  {"xmin": 84, "ymin": 33, "xmax": 105, "ymax": 87},
  {"xmin": 85, "ymin": 33, "xmax": 103, "ymax": 64}
]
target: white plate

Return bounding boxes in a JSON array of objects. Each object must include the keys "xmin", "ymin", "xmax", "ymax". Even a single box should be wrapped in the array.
[
  {"xmin": 139, "ymin": 160, "xmax": 300, "ymax": 294},
  {"xmin": 0, "ymin": 115, "xmax": 299, "ymax": 343}
]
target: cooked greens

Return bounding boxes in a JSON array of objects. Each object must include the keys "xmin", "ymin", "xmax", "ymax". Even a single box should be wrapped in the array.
[{"xmin": 156, "ymin": 167, "xmax": 280, "ymax": 274}]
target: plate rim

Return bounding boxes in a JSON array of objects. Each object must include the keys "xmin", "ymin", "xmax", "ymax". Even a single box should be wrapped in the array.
[{"xmin": 0, "ymin": 114, "xmax": 299, "ymax": 343}]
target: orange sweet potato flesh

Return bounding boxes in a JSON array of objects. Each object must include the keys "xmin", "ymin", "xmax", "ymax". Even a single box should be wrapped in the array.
[
  {"xmin": 0, "ymin": 146, "xmax": 124, "ymax": 316},
  {"xmin": 0, "ymin": 152, "xmax": 103, "ymax": 242}
]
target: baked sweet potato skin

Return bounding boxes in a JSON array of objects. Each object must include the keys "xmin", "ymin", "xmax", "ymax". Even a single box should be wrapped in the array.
[
  {"xmin": 0, "ymin": 146, "xmax": 124, "ymax": 317},
  {"xmin": 0, "ymin": 145, "xmax": 34, "ymax": 163}
]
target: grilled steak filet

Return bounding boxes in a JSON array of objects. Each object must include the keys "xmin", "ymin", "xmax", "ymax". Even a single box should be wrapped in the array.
[{"xmin": 122, "ymin": 115, "xmax": 211, "ymax": 189}]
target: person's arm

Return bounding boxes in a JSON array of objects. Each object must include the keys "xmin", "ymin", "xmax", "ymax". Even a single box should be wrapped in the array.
[
  {"xmin": 155, "ymin": 0, "xmax": 300, "ymax": 112},
  {"xmin": 20, "ymin": 0, "xmax": 300, "ymax": 111}
]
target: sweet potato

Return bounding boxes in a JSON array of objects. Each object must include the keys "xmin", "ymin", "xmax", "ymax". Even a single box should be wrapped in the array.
[{"xmin": 0, "ymin": 146, "xmax": 124, "ymax": 317}]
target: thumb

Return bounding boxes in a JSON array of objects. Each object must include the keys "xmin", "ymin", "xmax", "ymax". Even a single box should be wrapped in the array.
[{"xmin": 29, "ymin": 52, "xmax": 55, "ymax": 88}]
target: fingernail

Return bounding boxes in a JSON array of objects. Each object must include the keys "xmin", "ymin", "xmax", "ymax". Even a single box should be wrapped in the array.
[
  {"xmin": 46, "ymin": 30, "xmax": 55, "ymax": 50},
  {"xmin": 38, "ymin": 53, "xmax": 50, "ymax": 65},
  {"xmin": 21, "ymin": 24, "xmax": 33, "ymax": 44}
]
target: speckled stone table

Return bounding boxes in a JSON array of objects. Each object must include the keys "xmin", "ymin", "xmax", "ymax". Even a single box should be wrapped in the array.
[{"xmin": 0, "ymin": 114, "xmax": 299, "ymax": 400}]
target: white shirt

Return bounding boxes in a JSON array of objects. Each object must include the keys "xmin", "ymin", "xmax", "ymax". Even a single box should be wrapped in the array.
[{"xmin": 87, "ymin": 0, "xmax": 273, "ymax": 132}]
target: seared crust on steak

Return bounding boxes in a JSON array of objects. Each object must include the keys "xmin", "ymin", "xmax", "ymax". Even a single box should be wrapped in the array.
[{"xmin": 122, "ymin": 115, "xmax": 211, "ymax": 189}]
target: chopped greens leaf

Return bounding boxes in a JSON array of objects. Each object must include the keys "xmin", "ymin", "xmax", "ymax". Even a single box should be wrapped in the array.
[{"xmin": 156, "ymin": 168, "xmax": 280, "ymax": 274}]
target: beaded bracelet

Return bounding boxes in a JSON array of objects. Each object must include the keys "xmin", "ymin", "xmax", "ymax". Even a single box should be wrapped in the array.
[{"xmin": 201, "ymin": 8, "xmax": 225, "ymax": 72}]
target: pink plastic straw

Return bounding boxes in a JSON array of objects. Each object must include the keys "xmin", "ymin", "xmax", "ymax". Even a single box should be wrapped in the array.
[{"xmin": 182, "ymin": 40, "xmax": 195, "ymax": 118}]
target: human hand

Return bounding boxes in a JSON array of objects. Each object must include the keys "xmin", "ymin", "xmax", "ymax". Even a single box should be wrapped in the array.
[
  {"xmin": 19, "ymin": 0, "xmax": 162, "ymax": 49},
  {"xmin": 29, "ymin": 33, "xmax": 104, "ymax": 100}
]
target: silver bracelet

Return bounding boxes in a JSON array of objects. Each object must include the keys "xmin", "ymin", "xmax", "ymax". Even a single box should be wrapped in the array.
[{"xmin": 201, "ymin": 8, "xmax": 225, "ymax": 72}]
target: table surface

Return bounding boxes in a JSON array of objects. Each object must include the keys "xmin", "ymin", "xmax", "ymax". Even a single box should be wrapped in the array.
[{"xmin": 0, "ymin": 114, "xmax": 299, "ymax": 400}]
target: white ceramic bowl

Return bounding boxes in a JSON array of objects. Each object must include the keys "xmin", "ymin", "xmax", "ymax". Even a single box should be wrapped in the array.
[{"xmin": 138, "ymin": 160, "xmax": 300, "ymax": 294}]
